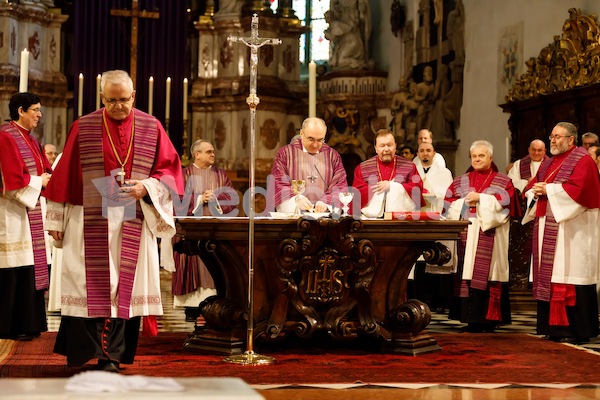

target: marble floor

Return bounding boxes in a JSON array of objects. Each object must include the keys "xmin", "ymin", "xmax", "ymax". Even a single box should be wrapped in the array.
[{"xmin": 41, "ymin": 269, "xmax": 600, "ymax": 400}]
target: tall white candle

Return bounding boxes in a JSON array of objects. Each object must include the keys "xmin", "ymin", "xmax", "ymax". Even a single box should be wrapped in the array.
[
  {"xmin": 506, "ymin": 136, "xmax": 511, "ymax": 166},
  {"xmin": 96, "ymin": 74, "xmax": 101, "ymax": 110},
  {"xmin": 183, "ymin": 78, "xmax": 188, "ymax": 121},
  {"xmin": 148, "ymin": 76, "xmax": 154, "ymax": 115},
  {"xmin": 19, "ymin": 49, "xmax": 29, "ymax": 93},
  {"xmin": 165, "ymin": 77, "xmax": 171, "ymax": 120},
  {"xmin": 78, "ymin": 73, "xmax": 84, "ymax": 118},
  {"xmin": 308, "ymin": 60, "xmax": 316, "ymax": 117}
]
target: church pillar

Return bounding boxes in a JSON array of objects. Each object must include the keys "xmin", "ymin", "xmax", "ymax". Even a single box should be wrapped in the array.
[{"xmin": 0, "ymin": 1, "xmax": 69, "ymax": 149}]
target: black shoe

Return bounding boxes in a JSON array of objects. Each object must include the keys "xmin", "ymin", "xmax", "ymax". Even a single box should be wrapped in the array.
[
  {"xmin": 567, "ymin": 337, "xmax": 590, "ymax": 345},
  {"xmin": 546, "ymin": 335, "xmax": 564, "ymax": 342},
  {"xmin": 15, "ymin": 334, "xmax": 35, "ymax": 341},
  {"xmin": 98, "ymin": 359, "xmax": 120, "ymax": 373}
]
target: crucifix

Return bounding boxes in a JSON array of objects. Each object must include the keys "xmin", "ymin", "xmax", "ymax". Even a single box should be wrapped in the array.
[
  {"xmin": 224, "ymin": 14, "xmax": 281, "ymax": 366},
  {"xmin": 110, "ymin": 0, "xmax": 159, "ymax": 88}
]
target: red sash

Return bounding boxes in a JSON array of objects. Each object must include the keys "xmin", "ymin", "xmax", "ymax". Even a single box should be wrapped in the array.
[
  {"xmin": 79, "ymin": 109, "xmax": 158, "ymax": 318},
  {"xmin": 2, "ymin": 123, "xmax": 49, "ymax": 290}
]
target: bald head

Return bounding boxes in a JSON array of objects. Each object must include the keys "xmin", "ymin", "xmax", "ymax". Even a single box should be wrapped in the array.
[{"xmin": 528, "ymin": 139, "xmax": 546, "ymax": 162}]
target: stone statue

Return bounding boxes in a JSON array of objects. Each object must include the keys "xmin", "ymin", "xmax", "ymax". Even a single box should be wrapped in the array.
[
  {"xmin": 389, "ymin": 79, "xmax": 418, "ymax": 145},
  {"xmin": 446, "ymin": 0, "xmax": 465, "ymax": 63},
  {"xmin": 325, "ymin": 0, "xmax": 371, "ymax": 70},
  {"xmin": 414, "ymin": 66, "xmax": 435, "ymax": 132}
]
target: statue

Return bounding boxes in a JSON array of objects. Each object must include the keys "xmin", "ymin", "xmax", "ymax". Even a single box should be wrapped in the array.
[
  {"xmin": 414, "ymin": 65, "xmax": 435, "ymax": 132},
  {"xmin": 325, "ymin": 0, "xmax": 372, "ymax": 70},
  {"xmin": 446, "ymin": 0, "xmax": 465, "ymax": 63},
  {"xmin": 389, "ymin": 79, "xmax": 418, "ymax": 145}
]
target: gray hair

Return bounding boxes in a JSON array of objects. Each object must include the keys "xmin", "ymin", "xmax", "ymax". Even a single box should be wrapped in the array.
[
  {"xmin": 470, "ymin": 140, "xmax": 494, "ymax": 156},
  {"xmin": 555, "ymin": 122, "xmax": 578, "ymax": 144},
  {"xmin": 101, "ymin": 70, "xmax": 134, "ymax": 93},
  {"xmin": 190, "ymin": 139, "xmax": 211, "ymax": 155},
  {"xmin": 582, "ymin": 131, "xmax": 598, "ymax": 142}
]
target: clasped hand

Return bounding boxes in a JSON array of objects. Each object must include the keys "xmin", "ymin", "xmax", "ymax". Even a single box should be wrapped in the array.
[
  {"xmin": 296, "ymin": 196, "xmax": 328, "ymax": 213},
  {"xmin": 371, "ymin": 181, "xmax": 390, "ymax": 194},
  {"xmin": 532, "ymin": 182, "xmax": 547, "ymax": 197},
  {"xmin": 119, "ymin": 179, "xmax": 148, "ymax": 200}
]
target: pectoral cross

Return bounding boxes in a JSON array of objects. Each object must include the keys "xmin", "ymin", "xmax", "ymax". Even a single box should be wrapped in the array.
[
  {"xmin": 307, "ymin": 173, "xmax": 318, "ymax": 183},
  {"xmin": 110, "ymin": 0, "xmax": 160, "ymax": 88},
  {"xmin": 117, "ymin": 168, "xmax": 126, "ymax": 185}
]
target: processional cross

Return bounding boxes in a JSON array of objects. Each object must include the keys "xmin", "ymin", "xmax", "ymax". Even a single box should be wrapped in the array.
[
  {"xmin": 110, "ymin": 0, "xmax": 159, "ymax": 88},
  {"xmin": 224, "ymin": 14, "xmax": 281, "ymax": 366}
]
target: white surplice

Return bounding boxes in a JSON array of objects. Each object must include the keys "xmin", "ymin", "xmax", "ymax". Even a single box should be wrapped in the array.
[{"xmin": 45, "ymin": 177, "xmax": 176, "ymax": 319}]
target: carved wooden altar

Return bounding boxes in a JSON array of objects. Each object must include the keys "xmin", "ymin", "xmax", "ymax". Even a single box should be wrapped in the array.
[
  {"xmin": 175, "ymin": 217, "xmax": 468, "ymax": 355},
  {"xmin": 501, "ymin": 8, "xmax": 600, "ymax": 294}
]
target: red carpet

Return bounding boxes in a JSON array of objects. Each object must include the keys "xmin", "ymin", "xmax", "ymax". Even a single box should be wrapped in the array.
[{"xmin": 1, "ymin": 332, "xmax": 599, "ymax": 384}]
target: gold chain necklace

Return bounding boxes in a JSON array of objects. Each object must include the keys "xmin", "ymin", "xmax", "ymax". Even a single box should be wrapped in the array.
[{"xmin": 102, "ymin": 110, "xmax": 135, "ymax": 184}]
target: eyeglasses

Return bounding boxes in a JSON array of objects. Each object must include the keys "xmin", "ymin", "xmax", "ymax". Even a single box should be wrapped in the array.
[
  {"xmin": 28, "ymin": 107, "xmax": 42, "ymax": 114},
  {"xmin": 104, "ymin": 96, "xmax": 133, "ymax": 106},
  {"xmin": 549, "ymin": 134, "xmax": 570, "ymax": 141},
  {"xmin": 304, "ymin": 136, "xmax": 325, "ymax": 144}
]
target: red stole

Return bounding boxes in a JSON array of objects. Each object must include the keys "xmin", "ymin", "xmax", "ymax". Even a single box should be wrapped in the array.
[
  {"xmin": 2, "ymin": 123, "xmax": 49, "ymax": 290},
  {"xmin": 79, "ymin": 109, "xmax": 158, "ymax": 318},
  {"xmin": 453, "ymin": 171, "xmax": 511, "ymax": 321},
  {"xmin": 531, "ymin": 147, "xmax": 585, "ymax": 326}
]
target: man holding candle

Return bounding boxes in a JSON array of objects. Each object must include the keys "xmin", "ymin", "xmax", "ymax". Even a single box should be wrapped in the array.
[
  {"xmin": 44, "ymin": 70, "xmax": 184, "ymax": 373},
  {"xmin": 0, "ymin": 92, "xmax": 52, "ymax": 341},
  {"xmin": 271, "ymin": 117, "xmax": 347, "ymax": 213}
]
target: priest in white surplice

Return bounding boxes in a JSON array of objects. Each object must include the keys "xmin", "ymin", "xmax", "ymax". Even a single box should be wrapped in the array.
[
  {"xmin": 507, "ymin": 139, "xmax": 548, "ymax": 193},
  {"xmin": 353, "ymin": 129, "xmax": 424, "ymax": 218},
  {"xmin": 445, "ymin": 140, "xmax": 518, "ymax": 332},
  {"xmin": 409, "ymin": 142, "xmax": 455, "ymax": 310},
  {"xmin": 524, "ymin": 122, "xmax": 600, "ymax": 344},
  {"xmin": 44, "ymin": 70, "xmax": 184, "ymax": 372}
]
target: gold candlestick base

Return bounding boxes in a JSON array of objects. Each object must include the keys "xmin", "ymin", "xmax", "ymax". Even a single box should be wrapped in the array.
[{"xmin": 223, "ymin": 350, "xmax": 276, "ymax": 366}]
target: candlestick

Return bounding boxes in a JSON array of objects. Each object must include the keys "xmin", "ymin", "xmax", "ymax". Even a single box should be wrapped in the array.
[
  {"xmin": 78, "ymin": 73, "xmax": 84, "ymax": 118},
  {"xmin": 19, "ymin": 49, "xmax": 29, "ymax": 93},
  {"xmin": 308, "ymin": 60, "xmax": 316, "ymax": 117},
  {"xmin": 183, "ymin": 78, "xmax": 188, "ymax": 121},
  {"xmin": 165, "ymin": 77, "xmax": 171, "ymax": 120},
  {"xmin": 96, "ymin": 74, "xmax": 101, "ymax": 110},
  {"xmin": 148, "ymin": 76, "xmax": 154, "ymax": 115}
]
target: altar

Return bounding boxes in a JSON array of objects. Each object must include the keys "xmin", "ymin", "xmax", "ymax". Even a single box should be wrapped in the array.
[{"xmin": 175, "ymin": 216, "xmax": 468, "ymax": 356}]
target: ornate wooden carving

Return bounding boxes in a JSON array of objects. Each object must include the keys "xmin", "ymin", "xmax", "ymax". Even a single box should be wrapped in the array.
[
  {"xmin": 506, "ymin": 8, "xmax": 600, "ymax": 102},
  {"xmin": 176, "ymin": 217, "xmax": 469, "ymax": 355}
]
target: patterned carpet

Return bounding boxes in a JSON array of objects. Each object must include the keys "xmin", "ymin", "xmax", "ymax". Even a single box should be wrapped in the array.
[{"xmin": 45, "ymin": 269, "xmax": 600, "ymax": 354}]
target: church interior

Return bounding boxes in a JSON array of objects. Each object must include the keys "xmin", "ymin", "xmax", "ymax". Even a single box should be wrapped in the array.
[{"xmin": 2, "ymin": 0, "xmax": 600, "ymax": 398}]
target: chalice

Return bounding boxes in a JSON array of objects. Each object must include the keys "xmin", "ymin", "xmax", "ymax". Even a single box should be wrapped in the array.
[
  {"xmin": 291, "ymin": 179, "xmax": 306, "ymax": 216},
  {"xmin": 338, "ymin": 191, "xmax": 354, "ymax": 216}
]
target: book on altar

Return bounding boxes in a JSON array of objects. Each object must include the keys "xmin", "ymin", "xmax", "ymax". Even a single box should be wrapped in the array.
[{"xmin": 383, "ymin": 211, "xmax": 442, "ymax": 221}]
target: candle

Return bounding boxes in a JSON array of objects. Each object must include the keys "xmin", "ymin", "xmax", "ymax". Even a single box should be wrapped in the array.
[
  {"xmin": 506, "ymin": 136, "xmax": 511, "ymax": 166},
  {"xmin": 96, "ymin": 74, "xmax": 101, "ymax": 110},
  {"xmin": 165, "ymin": 77, "xmax": 171, "ymax": 120},
  {"xmin": 19, "ymin": 49, "xmax": 29, "ymax": 92},
  {"xmin": 148, "ymin": 76, "xmax": 154, "ymax": 115},
  {"xmin": 308, "ymin": 60, "xmax": 316, "ymax": 117},
  {"xmin": 183, "ymin": 78, "xmax": 188, "ymax": 121},
  {"xmin": 78, "ymin": 73, "xmax": 84, "ymax": 118}
]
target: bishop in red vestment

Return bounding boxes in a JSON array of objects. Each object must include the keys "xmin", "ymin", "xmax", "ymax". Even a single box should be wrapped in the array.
[{"xmin": 44, "ymin": 70, "xmax": 184, "ymax": 372}]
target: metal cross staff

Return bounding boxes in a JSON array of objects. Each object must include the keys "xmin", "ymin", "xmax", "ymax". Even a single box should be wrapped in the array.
[{"xmin": 224, "ymin": 14, "xmax": 281, "ymax": 366}]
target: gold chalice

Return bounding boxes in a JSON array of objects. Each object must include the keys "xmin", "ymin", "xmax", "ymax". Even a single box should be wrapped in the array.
[{"xmin": 291, "ymin": 179, "xmax": 306, "ymax": 216}]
